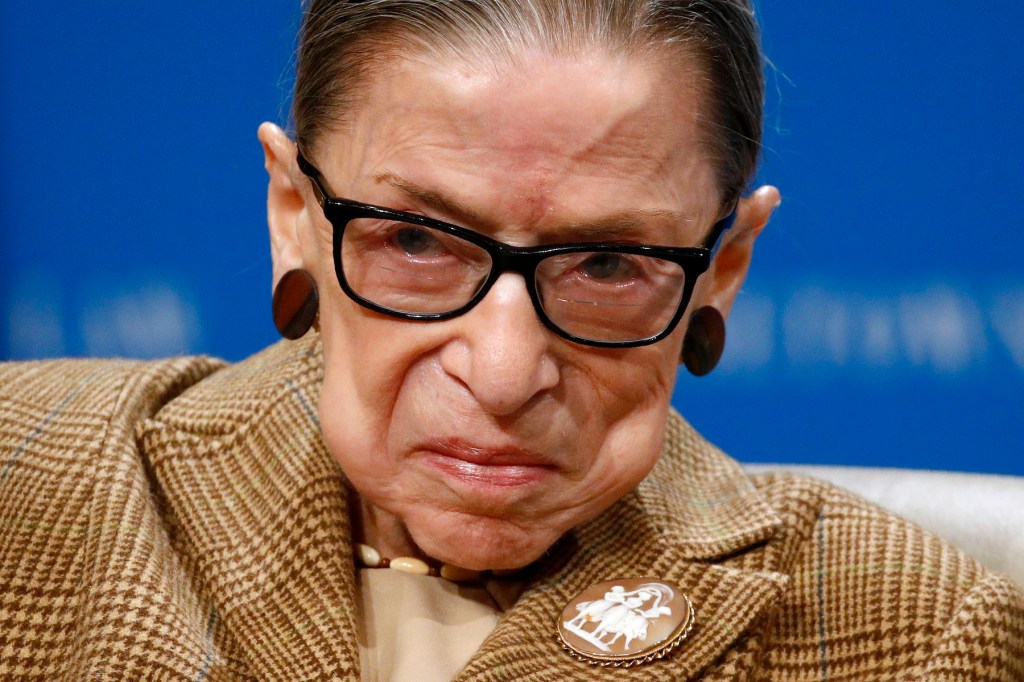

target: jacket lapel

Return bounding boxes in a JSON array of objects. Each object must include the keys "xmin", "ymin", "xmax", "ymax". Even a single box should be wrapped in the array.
[
  {"xmin": 138, "ymin": 337, "xmax": 362, "ymax": 681},
  {"xmin": 458, "ymin": 414, "xmax": 789, "ymax": 681}
]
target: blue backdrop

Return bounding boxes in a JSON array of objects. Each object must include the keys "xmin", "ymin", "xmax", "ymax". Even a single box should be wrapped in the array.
[{"xmin": 3, "ymin": 3, "xmax": 1022, "ymax": 474}]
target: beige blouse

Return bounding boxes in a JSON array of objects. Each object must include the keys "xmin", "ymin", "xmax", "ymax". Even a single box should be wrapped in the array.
[{"xmin": 356, "ymin": 569, "xmax": 525, "ymax": 681}]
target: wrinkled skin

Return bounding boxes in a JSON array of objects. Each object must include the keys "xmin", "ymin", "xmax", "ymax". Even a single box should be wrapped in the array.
[{"xmin": 260, "ymin": 48, "xmax": 779, "ymax": 570}]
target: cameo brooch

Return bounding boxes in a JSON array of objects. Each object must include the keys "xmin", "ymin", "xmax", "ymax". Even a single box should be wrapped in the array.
[{"xmin": 556, "ymin": 578, "xmax": 695, "ymax": 667}]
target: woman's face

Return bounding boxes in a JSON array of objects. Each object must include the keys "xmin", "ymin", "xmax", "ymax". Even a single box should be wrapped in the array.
[{"xmin": 266, "ymin": 48, "xmax": 768, "ymax": 570}]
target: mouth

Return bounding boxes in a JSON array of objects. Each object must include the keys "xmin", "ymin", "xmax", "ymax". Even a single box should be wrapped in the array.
[{"xmin": 418, "ymin": 438, "xmax": 557, "ymax": 488}]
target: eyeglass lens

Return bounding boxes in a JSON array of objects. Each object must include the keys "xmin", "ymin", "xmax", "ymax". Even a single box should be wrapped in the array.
[{"xmin": 341, "ymin": 218, "xmax": 688, "ymax": 343}]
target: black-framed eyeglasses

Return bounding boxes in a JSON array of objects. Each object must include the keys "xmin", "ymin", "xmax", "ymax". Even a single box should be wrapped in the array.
[{"xmin": 297, "ymin": 151, "xmax": 735, "ymax": 348}]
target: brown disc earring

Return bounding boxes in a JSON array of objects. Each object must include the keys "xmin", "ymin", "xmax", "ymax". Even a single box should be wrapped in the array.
[
  {"xmin": 681, "ymin": 306, "xmax": 726, "ymax": 376},
  {"xmin": 272, "ymin": 269, "xmax": 319, "ymax": 340}
]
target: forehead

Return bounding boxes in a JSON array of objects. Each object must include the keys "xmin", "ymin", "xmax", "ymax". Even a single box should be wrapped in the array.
[{"xmin": 320, "ymin": 48, "xmax": 720, "ymax": 242}]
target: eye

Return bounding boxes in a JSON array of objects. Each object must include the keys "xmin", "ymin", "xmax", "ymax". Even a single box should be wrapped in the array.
[
  {"xmin": 392, "ymin": 226, "xmax": 444, "ymax": 257},
  {"xmin": 579, "ymin": 253, "xmax": 636, "ymax": 281}
]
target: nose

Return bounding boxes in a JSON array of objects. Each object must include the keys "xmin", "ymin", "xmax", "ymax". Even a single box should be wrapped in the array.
[{"xmin": 439, "ymin": 273, "xmax": 560, "ymax": 416}]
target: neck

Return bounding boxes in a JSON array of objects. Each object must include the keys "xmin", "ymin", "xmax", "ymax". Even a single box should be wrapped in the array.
[{"xmin": 351, "ymin": 490, "xmax": 425, "ymax": 561}]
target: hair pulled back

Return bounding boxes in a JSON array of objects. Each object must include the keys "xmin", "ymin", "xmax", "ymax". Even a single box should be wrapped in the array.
[{"xmin": 292, "ymin": 0, "xmax": 764, "ymax": 207}]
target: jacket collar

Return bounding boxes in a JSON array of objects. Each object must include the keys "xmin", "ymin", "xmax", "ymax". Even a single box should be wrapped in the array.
[{"xmin": 139, "ymin": 336, "xmax": 787, "ymax": 681}]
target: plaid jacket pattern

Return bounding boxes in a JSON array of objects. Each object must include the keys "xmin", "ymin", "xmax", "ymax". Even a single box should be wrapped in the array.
[{"xmin": 1, "ymin": 336, "xmax": 1022, "ymax": 681}]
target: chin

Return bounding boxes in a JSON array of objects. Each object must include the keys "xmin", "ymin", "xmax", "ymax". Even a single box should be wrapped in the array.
[{"xmin": 410, "ymin": 511, "xmax": 563, "ymax": 572}]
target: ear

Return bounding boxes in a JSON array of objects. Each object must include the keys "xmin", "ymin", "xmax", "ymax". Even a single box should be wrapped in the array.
[
  {"xmin": 697, "ymin": 185, "xmax": 781, "ymax": 319},
  {"xmin": 258, "ymin": 122, "xmax": 305, "ymax": 290}
]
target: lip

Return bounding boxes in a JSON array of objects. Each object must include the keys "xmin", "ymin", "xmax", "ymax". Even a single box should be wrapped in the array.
[{"xmin": 418, "ymin": 438, "xmax": 557, "ymax": 487}]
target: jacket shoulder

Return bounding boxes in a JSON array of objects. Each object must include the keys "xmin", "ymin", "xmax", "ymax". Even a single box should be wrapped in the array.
[
  {"xmin": 749, "ymin": 468, "xmax": 995, "ymax": 586},
  {"xmin": 748, "ymin": 470, "xmax": 1024, "ymax": 680},
  {"xmin": 0, "ymin": 356, "xmax": 236, "ymax": 678},
  {"xmin": 138, "ymin": 335, "xmax": 322, "ymax": 439},
  {"xmin": 0, "ymin": 355, "xmax": 226, "ymax": 473}
]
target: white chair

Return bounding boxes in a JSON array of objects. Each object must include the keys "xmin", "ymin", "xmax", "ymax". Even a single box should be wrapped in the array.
[{"xmin": 744, "ymin": 464, "xmax": 1024, "ymax": 588}]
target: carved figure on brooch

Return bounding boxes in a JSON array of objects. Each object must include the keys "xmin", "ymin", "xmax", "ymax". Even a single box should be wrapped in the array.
[{"xmin": 563, "ymin": 583, "xmax": 675, "ymax": 652}]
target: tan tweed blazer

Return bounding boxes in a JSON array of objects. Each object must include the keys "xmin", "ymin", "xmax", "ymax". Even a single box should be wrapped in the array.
[{"xmin": 1, "ymin": 336, "xmax": 1022, "ymax": 681}]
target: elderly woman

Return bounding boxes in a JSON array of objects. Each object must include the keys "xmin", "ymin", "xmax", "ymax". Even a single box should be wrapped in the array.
[{"xmin": 1, "ymin": 0, "xmax": 1022, "ymax": 680}]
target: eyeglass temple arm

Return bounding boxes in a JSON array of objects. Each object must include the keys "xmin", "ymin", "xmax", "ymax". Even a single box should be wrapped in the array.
[
  {"xmin": 296, "ymin": 150, "xmax": 327, "ymax": 207},
  {"xmin": 701, "ymin": 209, "xmax": 737, "ymax": 258}
]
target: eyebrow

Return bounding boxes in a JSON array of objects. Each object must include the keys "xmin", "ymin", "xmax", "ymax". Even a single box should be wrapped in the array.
[
  {"xmin": 373, "ymin": 172, "xmax": 695, "ymax": 243},
  {"xmin": 564, "ymin": 211, "xmax": 695, "ymax": 242},
  {"xmin": 374, "ymin": 172, "xmax": 499, "ymax": 231}
]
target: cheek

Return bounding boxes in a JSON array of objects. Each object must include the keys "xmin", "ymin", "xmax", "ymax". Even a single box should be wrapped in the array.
[
  {"xmin": 316, "ymin": 293, "xmax": 466, "ymax": 484},
  {"xmin": 563, "ymin": 343, "xmax": 681, "ymax": 499},
  {"xmin": 316, "ymin": 302, "xmax": 425, "ymax": 470},
  {"xmin": 587, "ymin": 381, "xmax": 672, "ymax": 485},
  {"xmin": 571, "ymin": 338, "xmax": 682, "ymax": 425}
]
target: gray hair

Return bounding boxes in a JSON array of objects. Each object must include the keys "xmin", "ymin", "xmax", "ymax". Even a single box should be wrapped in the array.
[{"xmin": 293, "ymin": 0, "xmax": 764, "ymax": 207}]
